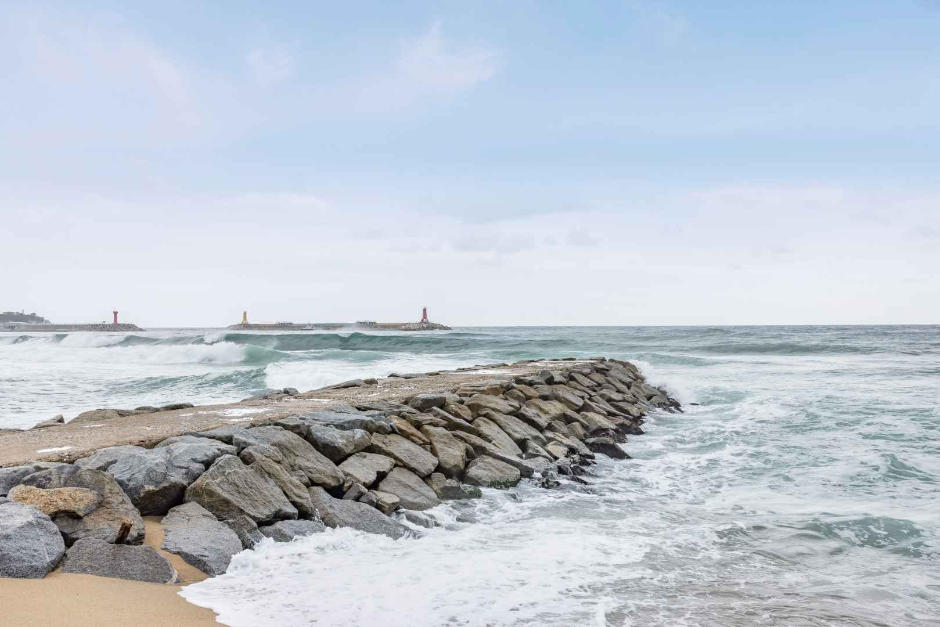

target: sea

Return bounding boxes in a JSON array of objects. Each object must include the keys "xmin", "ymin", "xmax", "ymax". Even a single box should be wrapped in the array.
[{"xmin": 1, "ymin": 326, "xmax": 938, "ymax": 626}]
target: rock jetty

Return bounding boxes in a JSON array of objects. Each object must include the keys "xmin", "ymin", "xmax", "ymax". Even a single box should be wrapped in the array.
[{"xmin": 0, "ymin": 358, "xmax": 679, "ymax": 585}]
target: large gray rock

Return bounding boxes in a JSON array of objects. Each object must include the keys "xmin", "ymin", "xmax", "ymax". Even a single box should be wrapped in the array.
[
  {"xmin": 471, "ymin": 417, "xmax": 522, "ymax": 457},
  {"xmin": 74, "ymin": 446, "xmax": 148, "ymax": 471},
  {"xmin": 31, "ymin": 414, "xmax": 65, "ymax": 429},
  {"xmin": 376, "ymin": 468, "xmax": 441, "ymax": 511},
  {"xmin": 308, "ymin": 486, "xmax": 410, "ymax": 539},
  {"xmin": 338, "ymin": 452, "xmax": 396, "ymax": 489},
  {"xmin": 76, "ymin": 438, "xmax": 236, "ymax": 515},
  {"xmin": 60, "ymin": 538, "xmax": 177, "ymax": 583},
  {"xmin": 425, "ymin": 473, "xmax": 482, "ymax": 500},
  {"xmin": 443, "ymin": 402, "xmax": 473, "ymax": 423},
  {"xmin": 278, "ymin": 411, "xmax": 392, "ymax": 436},
  {"xmin": 18, "ymin": 465, "xmax": 145, "ymax": 545},
  {"xmin": 480, "ymin": 410, "xmax": 546, "ymax": 447},
  {"xmin": 231, "ymin": 426, "xmax": 344, "ymax": 489},
  {"xmin": 0, "ymin": 501, "xmax": 66, "ymax": 578},
  {"xmin": 162, "ymin": 502, "xmax": 243, "ymax": 576},
  {"xmin": 571, "ymin": 411, "xmax": 617, "ymax": 435},
  {"xmin": 450, "ymin": 432, "xmax": 540, "ymax": 478},
  {"xmin": 185, "ymin": 455, "xmax": 297, "ymax": 524},
  {"xmin": 522, "ymin": 399, "xmax": 567, "ymax": 427},
  {"xmin": 463, "ymin": 456, "xmax": 521, "ymax": 489},
  {"xmin": 464, "ymin": 394, "xmax": 519, "ymax": 417},
  {"xmin": 70, "ymin": 408, "xmax": 123, "ymax": 425},
  {"xmin": 407, "ymin": 393, "xmax": 448, "ymax": 412},
  {"xmin": 455, "ymin": 380, "xmax": 511, "ymax": 396},
  {"xmin": 7, "ymin": 485, "xmax": 101, "ymax": 518},
  {"xmin": 299, "ymin": 426, "xmax": 371, "ymax": 463},
  {"xmin": 585, "ymin": 437, "xmax": 631, "ymax": 460},
  {"xmin": 368, "ymin": 434, "xmax": 439, "ymax": 477},
  {"xmin": 429, "ymin": 407, "xmax": 483, "ymax": 437},
  {"xmin": 0, "ymin": 462, "xmax": 66, "ymax": 496},
  {"xmin": 420, "ymin": 426, "xmax": 467, "ymax": 478},
  {"xmin": 390, "ymin": 416, "xmax": 431, "ymax": 445},
  {"xmin": 259, "ymin": 519, "xmax": 326, "ymax": 542},
  {"xmin": 249, "ymin": 456, "xmax": 314, "ymax": 517},
  {"xmin": 223, "ymin": 515, "xmax": 264, "ymax": 550},
  {"xmin": 553, "ymin": 387, "xmax": 585, "ymax": 412}
]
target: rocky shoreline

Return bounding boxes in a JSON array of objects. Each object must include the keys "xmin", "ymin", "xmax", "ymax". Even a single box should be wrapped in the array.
[{"xmin": 0, "ymin": 357, "xmax": 680, "ymax": 587}]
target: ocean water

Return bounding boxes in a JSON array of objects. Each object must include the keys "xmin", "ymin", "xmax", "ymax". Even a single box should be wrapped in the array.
[{"xmin": 3, "ymin": 326, "xmax": 939, "ymax": 625}]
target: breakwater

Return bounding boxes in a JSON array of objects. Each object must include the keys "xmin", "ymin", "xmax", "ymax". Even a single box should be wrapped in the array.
[
  {"xmin": 0, "ymin": 323, "xmax": 144, "ymax": 332},
  {"xmin": 0, "ymin": 358, "xmax": 678, "ymax": 587}
]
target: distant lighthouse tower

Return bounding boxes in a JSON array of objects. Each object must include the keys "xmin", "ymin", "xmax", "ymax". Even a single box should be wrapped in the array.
[
  {"xmin": 113, "ymin": 310, "xmax": 119, "ymax": 325},
  {"xmin": 241, "ymin": 311, "xmax": 249, "ymax": 325},
  {"xmin": 420, "ymin": 307, "xmax": 429, "ymax": 323}
]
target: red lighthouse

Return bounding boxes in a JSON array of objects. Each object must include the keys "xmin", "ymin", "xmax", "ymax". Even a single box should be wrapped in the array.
[
  {"xmin": 113, "ymin": 311, "xmax": 119, "ymax": 325},
  {"xmin": 420, "ymin": 307, "xmax": 429, "ymax": 323}
]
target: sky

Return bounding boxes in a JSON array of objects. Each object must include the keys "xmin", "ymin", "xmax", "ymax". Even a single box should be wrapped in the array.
[{"xmin": 1, "ymin": 1, "xmax": 938, "ymax": 327}]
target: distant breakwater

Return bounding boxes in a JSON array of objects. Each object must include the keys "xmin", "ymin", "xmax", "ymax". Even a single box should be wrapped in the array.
[{"xmin": 0, "ymin": 357, "xmax": 679, "ymax": 585}]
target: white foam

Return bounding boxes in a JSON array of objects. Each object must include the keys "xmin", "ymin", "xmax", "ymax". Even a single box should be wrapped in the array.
[{"xmin": 36, "ymin": 446, "xmax": 73, "ymax": 453}]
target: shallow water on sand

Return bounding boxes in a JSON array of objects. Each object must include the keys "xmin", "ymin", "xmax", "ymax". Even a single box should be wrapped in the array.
[{"xmin": 169, "ymin": 326, "xmax": 940, "ymax": 626}]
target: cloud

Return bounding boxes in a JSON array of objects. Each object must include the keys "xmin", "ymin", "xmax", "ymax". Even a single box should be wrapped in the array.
[
  {"xmin": 246, "ymin": 44, "xmax": 295, "ymax": 86},
  {"xmin": 395, "ymin": 22, "xmax": 500, "ymax": 92},
  {"xmin": 566, "ymin": 229, "xmax": 599, "ymax": 247}
]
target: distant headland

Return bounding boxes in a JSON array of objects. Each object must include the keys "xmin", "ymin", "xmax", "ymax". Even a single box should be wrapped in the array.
[{"xmin": 228, "ymin": 307, "xmax": 451, "ymax": 331}]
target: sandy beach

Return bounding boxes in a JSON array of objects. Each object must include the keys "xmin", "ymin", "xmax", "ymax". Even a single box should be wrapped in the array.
[{"xmin": 0, "ymin": 517, "xmax": 216, "ymax": 626}]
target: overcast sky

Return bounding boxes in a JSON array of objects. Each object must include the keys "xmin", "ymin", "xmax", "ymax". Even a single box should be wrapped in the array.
[{"xmin": 1, "ymin": 1, "xmax": 938, "ymax": 327}]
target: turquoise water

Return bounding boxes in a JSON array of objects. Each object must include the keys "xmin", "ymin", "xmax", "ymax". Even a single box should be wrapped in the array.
[{"xmin": 3, "ymin": 326, "xmax": 939, "ymax": 625}]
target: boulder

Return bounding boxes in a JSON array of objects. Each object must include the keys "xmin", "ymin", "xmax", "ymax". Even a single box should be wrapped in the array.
[
  {"xmin": 31, "ymin": 414, "xmax": 65, "ymax": 429},
  {"xmin": 185, "ymin": 455, "xmax": 297, "ymax": 524},
  {"xmin": 471, "ymin": 417, "xmax": 522, "ymax": 457},
  {"xmin": 77, "ymin": 438, "xmax": 237, "ymax": 515},
  {"xmin": 425, "ymin": 473, "xmax": 482, "ymax": 500},
  {"xmin": 407, "ymin": 393, "xmax": 448, "ymax": 412},
  {"xmin": 449, "ymin": 432, "xmax": 539, "ymax": 478},
  {"xmin": 523, "ymin": 399, "xmax": 567, "ymax": 425},
  {"xmin": 17, "ymin": 465, "xmax": 145, "ymax": 545},
  {"xmin": 222, "ymin": 515, "xmax": 264, "ymax": 550},
  {"xmin": 569, "ymin": 372, "xmax": 597, "ymax": 389},
  {"xmin": 585, "ymin": 437, "xmax": 631, "ymax": 459},
  {"xmin": 299, "ymin": 426, "xmax": 371, "ymax": 463},
  {"xmin": 455, "ymin": 380, "xmax": 511, "ymax": 396},
  {"xmin": 523, "ymin": 441, "xmax": 553, "ymax": 461},
  {"xmin": 369, "ymin": 490, "xmax": 401, "ymax": 515},
  {"xmin": 259, "ymin": 519, "xmax": 326, "ymax": 542},
  {"xmin": 0, "ymin": 462, "xmax": 66, "ymax": 496},
  {"xmin": 60, "ymin": 538, "xmax": 176, "ymax": 583},
  {"xmin": 368, "ymin": 434, "xmax": 439, "ymax": 477},
  {"xmin": 278, "ymin": 411, "xmax": 392, "ymax": 436},
  {"xmin": 162, "ymin": 502, "xmax": 243, "ymax": 576},
  {"xmin": 429, "ymin": 407, "xmax": 483, "ymax": 437},
  {"xmin": 343, "ymin": 483, "xmax": 369, "ymax": 501},
  {"xmin": 571, "ymin": 411, "xmax": 617, "ymax": 435},
  {"xmin": 308, "ymin": 487, "xmax": 410, "ymax": 539},
  {"xmin": 0, "ymin": 501, "xmax": 65, "ymax": 578},
  {"xmin": 338, "ymin": 452, "xmax": 396, "ymax": 490},
  {"xmin": 480, "ymin": 410, "xmax": 546, "ymax": 447},
  {"xmin": 533, "ymin": 384, "xmax": 555, "ymax": 400},
  {"xmin": 511, "ymin": 384, "xmax": 539, "ymax": 400},
  {"xmin": 74, "ymin": 446, "xmax": 148, "ymax": 471},
  {"xmin": 544, "ymin": 441, "xmax": 569, "ymax": 460},
  {"xmin": 420, "ymin": 426, "xmax": 467, "ymax": 478},
  {"xmin": 376, "ymin": 468, "xmax": 441, "ymax": 511},
  {"xmin": 231, "ymin": 426, "xmax": 344, "ymax": 489},
  {"xmin": 395, "ymin": 510, "xmax": 439, "ymax": 529},
  {"xmin": 465, "ymin": 394, "xmax": 519, "ymax": 417},
  {"xmin": 504, "ymin": 389, "xmax": 527, "ymax": 403},
  {"xmin": 463, "ymin": 457, "xmax": 521, "ymax": 489},
  {"xmin": 249, "ymin": 456, "xmax": 314, "ymax": 517},
  {"xmin": 70, "ymin": 408, "xmax": 123, "ymax": 425},
  {"xmin": 390, "ymin": 416, "xmax": 431, "ymax": 445},
  {"xmin": 443, "ymin": 402, "xmax": 473, "ymax": 422},
  {"xmin": 553, "ymin": 388, "xmax": 585, "ymax": 412},
  {"xmin": 7, "ymin": 485, "xmax": 101, "ymax": 518}
]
